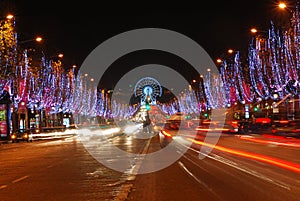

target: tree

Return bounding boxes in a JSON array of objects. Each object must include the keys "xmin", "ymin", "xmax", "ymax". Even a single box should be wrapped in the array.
[{"xmin": 0, "ymin": 16, "xmax": 17, "ymax": 79}]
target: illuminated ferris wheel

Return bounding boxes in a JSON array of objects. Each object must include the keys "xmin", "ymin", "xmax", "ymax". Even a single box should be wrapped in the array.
[{"xmin": 134, "ymin": 77, "xmax": 162, "ymax": 105}]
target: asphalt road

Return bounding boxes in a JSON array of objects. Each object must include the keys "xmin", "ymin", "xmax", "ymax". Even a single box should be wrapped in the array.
[
  {"xmin": 127, "ymin": 134, "xmax": 300, "ymax": 201},
  {"xmin": 0, "ymin": 129, "xmax": 299, "ymax": 201}
]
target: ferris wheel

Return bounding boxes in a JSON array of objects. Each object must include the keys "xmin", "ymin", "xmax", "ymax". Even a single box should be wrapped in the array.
[{"xmin": 134, "ymin": 77, "xmax": 162, "ymax": 105}]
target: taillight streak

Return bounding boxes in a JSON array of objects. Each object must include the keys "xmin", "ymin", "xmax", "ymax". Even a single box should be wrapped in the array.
[
  {"xmin": 162, "ymin": 130, "xmax": 172, "ymax": 138},
  {"xmin": 187, "ymin": 138, "xmax": 300, "ymax": 173}
]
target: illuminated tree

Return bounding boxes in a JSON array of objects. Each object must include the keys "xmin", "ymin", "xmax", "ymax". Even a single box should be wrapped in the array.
[{"xmin": 0, "ymin": 16, "xmax": 17, "ymax": 79}]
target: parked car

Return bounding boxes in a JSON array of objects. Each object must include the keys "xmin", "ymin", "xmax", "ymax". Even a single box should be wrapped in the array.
[
  {"xmin": 29, "ymin": 127, "xmax": 41, "ymax": 134},
  {"xmin": 271, "ymin": 120, "xmax": 300, "ymax": 138},
  {"xmin": 11, "ymin": 129, "xmax": 33, "ymax": 143}
]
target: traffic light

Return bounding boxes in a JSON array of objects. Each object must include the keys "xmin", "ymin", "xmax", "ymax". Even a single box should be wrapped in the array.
[
  {"xmin": 146, "ymin": 102, "xmax": 150, "ymax": 111},
  {"xmin": 253, "ymin": 107, "xmax": 259, "ymax": 112}
]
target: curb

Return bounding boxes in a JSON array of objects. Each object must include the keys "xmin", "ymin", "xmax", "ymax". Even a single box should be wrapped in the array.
[{"xmin": 0, "ymin": 140, "xmax": 9, "ymax": 145}]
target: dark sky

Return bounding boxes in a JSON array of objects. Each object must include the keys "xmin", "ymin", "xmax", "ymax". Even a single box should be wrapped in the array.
[{"xmin": 1, "ymin": 0, "xmax": 298, "ymax": 88}]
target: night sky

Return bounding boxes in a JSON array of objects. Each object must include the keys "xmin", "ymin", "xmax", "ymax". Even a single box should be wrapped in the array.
[{"xmin": 0, "ymin": 0, "xmax": 298, "ymax": 88}]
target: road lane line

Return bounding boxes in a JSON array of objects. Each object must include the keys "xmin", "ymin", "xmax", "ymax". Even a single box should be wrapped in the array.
[
  {"xmin": 178, "ymin": 141, "xmax": 291, "ymax": 190},
  {"xmin": 188, "ymin": 138, "xmax": 300, "ymax": 173},
  {"xmin": 207, "ymin": 152, "xmax": 291, "ymax": 190},
  {"xmin": 12, "ymin": 175, "xmax": 29, "ymax": 183},
  {"xmin": 113, "ymin": 184, "xmax": 133, "ymax": 201},
  {"xmin": 0, "ymin": 185, "xmax": 7, "ymax": 190},
  {"xmin": 130, "ymin": 138, "xmax": 152, "ymax": 175},
  {"xmin": 47, "ymin": 164, "xmax": 54, "ymax": 168},
  {"xmin": 177, "ymin": 161, "xmax": 223, "ymax": 201},
  {"xmin": 113, "ymin": 137, "xmax": 152, "ymax": 201}
]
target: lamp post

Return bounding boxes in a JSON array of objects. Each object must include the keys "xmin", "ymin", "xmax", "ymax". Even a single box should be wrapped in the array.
[
  {"xmin": 277, "ymin": 1, "xmax": 295, "ymax": 29},
  {"xmin": 14, "ymin": 36, "xmax": 44, "ymax": 132},
  {"xmin": 216, "ymin": 48, "xmax": 237, "ymax": 65},
  {"xmin": 18, "ymin": 36, "xmax": 43, "ymax": 44}
]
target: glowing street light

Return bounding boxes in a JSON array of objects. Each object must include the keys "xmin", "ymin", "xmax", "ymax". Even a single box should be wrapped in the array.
[
  {"xmin": 250, "ymin": 28, "xmax": 268, "ymax": 37},
  {"xmin": 228, "ymin": 49, "xmax": 234, "ymax": 54},
  {"xmin": 216, "ymin": 58, "xmax": 222, "ymax": 63},
  {"xmin": 48, "ymin": 53, "xmax": 64, "ymax": 61},
  {"xmin": 277, "ymin": 2, "xmax": 293, "ymax": 13},
  {"xmin": 250, "ymin": 27, "xmax": 268, "ymax": 34},
  {"xmin": 250, "ymin": 28, "xmax": 258, "ymax": 34},
  {"xmin": 19, "ymin": 36, "xmax": 43, "ymax": 44},
  {"xmin": 35, "ymin": 36, "xmax": 43, "ymax": 42},
  {"xmin": 278, "ymin": 2, "xmax": 287, "ymax": 9},
  {"xmin": 6, "ymin": 14, "xmax": 14, "ymax": 20}
]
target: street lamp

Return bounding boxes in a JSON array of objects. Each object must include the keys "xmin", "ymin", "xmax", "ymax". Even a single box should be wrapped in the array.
[
  {"xmin": 277, "ymin": 2, "xmax": 294, "ymax": 13},
  {"xmin": 250, "ymin": 27, "xmax": 268, "ymax": 41},
  {"xmin": 6, "ymin": 14, "xmax": 14, "ymax": 20},
  {"xmin": 216, "ymin": 48, "xmax": 237, "ymax": 65},
  {"xmin": 0, "ymin": 14, "xmax": 14, "ymax": 21},
  {"xmin": 250, "ymin": 27, "xmax": 268, "ymax": 34},
  {"xmin": 216, "ymin": 58, "xmax": 222, "ymax": 64},
  {"xmin": 278, "ymin": 2, "xmax": 288, "ymax": 10},
  {"xmin": 47, "ymin": 53, "xmax": 64, "ymax": 61},
  {"xmin": 250, "ymin": 28, "xmax": 258, "ymax": 34},
  {"xmin": 277, "ymin": 1, "xmax": 295, "ymax": 29},
  {"xmin": 227, "ymin": 49, "xmax": 234, "ymax": 54},
  {"xmin": 58, "ymin": 53, "xmax": 63, "ymax": 58},
  {"xmin": 18, "ymin": 36, "xmax": 43, "ymax": 44}
]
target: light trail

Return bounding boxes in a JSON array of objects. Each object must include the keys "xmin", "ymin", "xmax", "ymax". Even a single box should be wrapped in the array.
[
  {"xmin": 238, "ymin": 135, "xmax": 300, "ymax": 148},
  {"xmin": 187, "ymin": 138, "xmax": 300, "ymax": 174}
]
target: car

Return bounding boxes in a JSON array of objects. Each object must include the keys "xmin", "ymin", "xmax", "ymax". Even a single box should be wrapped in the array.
[
  {"xmin": 195, "ymin": 120, "xmax": 240, "ymax": 135},
  {"xmin": 10, "ymin": 129, "xmax": 33, "ymax": 143},
  {"xmin": 158, "ymin": 120, "xmax": 181, "ymax": 147},
  {"xmin": 271, "ymin": 120, "xmax": 300, "ymax": 138},
  {"xmin": 29, "ymin": 127, "xmax": 40, "ymax": 134},
  {"xmin": 159, "ymin": 128, "xmax": 178, "ymax": 148}
]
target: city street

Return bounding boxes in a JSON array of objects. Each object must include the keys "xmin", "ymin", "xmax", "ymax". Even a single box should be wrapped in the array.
[
  {"xmin": 0, "ymin": 129, "xmax": 299, "ymax": 201},
  {"xmin": 2, "ymin": 1, "xmax": 300, "ymax": 201}
]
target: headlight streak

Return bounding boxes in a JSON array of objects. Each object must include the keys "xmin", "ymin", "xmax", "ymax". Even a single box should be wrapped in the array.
[
  {"xmin": 177, "ymin": 139, "xmax": 291, "ymax": 190},
  {"xmin": 238, "ymin": 135, "xmax": 300, "ymax": 148},
  {"xmin": 187, "ymin": 138, "xmax": 300, "ymax": 174}
]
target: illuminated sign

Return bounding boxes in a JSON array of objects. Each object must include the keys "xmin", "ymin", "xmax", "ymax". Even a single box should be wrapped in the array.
[{"xmin": 0, "ymin": 104, "xmax": 7, "ymax": 137}]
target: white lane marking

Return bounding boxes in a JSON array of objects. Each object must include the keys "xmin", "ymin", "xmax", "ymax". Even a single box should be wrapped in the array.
[
  {"xmin": 179, "ymin": 141, "xmax": 291, "ymax": 190},
  {"xmin": 104, "ymin": 180, "xmax": 124, "ymax": 187},
  {"xmin": 177, "ymin": 161, "xmax": 223, "ymax": 201},
  {"xmin": 113, "ymin": 137, "xmax": 152, "ymax": 201},
  {"xmin": 210, "ymin": 153, "xmax": 290, "ymax": 190},
  {"xmin": 113, "ymin": 184, "xmax": 134, "ymax": 201},
  {"xmin": 12, "ymin": 175, "xmax": 29, "ymax": 183},
  {"xmin": 0, "ymin": 185, "xmax": 7, "ymax": 190}
]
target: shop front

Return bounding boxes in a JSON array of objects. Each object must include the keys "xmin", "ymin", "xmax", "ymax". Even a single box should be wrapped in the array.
[{"xmin": 0, "ymin": 90, "xmax": 11, "ymax": 140}]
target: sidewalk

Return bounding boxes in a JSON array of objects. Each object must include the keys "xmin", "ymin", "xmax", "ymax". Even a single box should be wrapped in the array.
[{"xmin": 0, "ymin": 140, "xmax": 9, "ymax": 145}]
